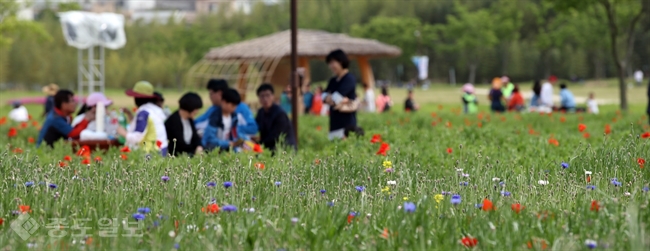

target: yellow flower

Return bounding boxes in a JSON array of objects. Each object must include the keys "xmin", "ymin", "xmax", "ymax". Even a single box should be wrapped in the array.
[
  {"xmin": 381, "ymin": 186, "xmax": 390, "ymax": 193},
  {"xmin": 382, "ymin": 160, "xmax": 392, "ymax": 168},
  {"xmin": 434, "ymin": 194, "xmax": 444, "ymax": 203},
  {"xmin": 403, "ymin": 197, "xmax": 409, "ymax": 201}
]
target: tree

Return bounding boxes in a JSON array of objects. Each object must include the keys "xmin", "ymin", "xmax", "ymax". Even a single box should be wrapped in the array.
[
  {"xmin": 547, "ymin": 0, "xmax": 648, "ymax": 111},
  {"xmin": 435, "ymin": 3, "xmax": 500, "ymax": 84}
]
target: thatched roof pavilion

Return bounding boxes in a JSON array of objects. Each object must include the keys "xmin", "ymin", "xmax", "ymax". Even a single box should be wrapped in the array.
[{"xmin": 188, "ymin": 29, "xmax": 401, "ymax": 110}]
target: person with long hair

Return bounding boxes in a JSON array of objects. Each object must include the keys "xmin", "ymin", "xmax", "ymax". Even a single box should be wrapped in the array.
[{"xmin": 375, "ymin": 86, "xmax": 392, "ymax": 113}]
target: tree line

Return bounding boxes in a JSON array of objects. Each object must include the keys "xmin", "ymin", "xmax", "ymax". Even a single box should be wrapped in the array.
[{"xmin": 0, "ymin": 0, "xmax": 648, "ymax": 108}]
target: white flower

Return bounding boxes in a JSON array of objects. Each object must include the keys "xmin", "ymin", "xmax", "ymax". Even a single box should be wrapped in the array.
[
  {"xmin": 387, "ymin": 180, "xmax": 397, "ymax": 185},
  {"xmin": 168, "ymin": 230, "xmax": 176, "ymax": 237},
  {"xmin": 248, "ymin": 208, "xmax": 255, "ymax": 213},
  {"xmin": 291, "ymin": 217, "xmax": 299, "ymax": 224},
  {"xmin": 456, "ymin": 168, "xmax": 463, "ymax": 172},
  {"xmin": 461, "ymin": 173, "xmax": 470, "ymax": 177},
  {"xmin": 492, "ymin": 177, "xmax": 500, "ymax": 182},
  {"xmin": 585, "ymin": 171, "xmax": 592, "ymax": 175},
  {"xmin": 538, "ymin": 180, "xmax": 549, "ymax": 186},
  {"xmin": 624, "ymin": 192, "xmax": 631, "ymax": 196}
]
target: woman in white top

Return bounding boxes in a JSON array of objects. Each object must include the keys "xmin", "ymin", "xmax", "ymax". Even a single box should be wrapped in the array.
[{"xmin": 8, "ymin": 101, "xmax": 29, "ymax": 122}]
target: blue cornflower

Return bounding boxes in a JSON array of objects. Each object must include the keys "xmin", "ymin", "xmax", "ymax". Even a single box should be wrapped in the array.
[
  {"xmin": 132, "ymin": 213, "xmax": 145, "ymax": 221},
  {"xmin": 327, "ymin": 201, "xmax": 334, "ymax": 207},
  {"xmin": 174, "ymin": 243, "xmax": 180, "ymax": 249},
  {"xmin": 499, "ymin": 181, "xmax": 505, "ymax": 187},
  {"xmin": 587, "ymin": 185, "xmax": 596, "ymax": 190},
  {"xmin": 320, "ymin": 189, "xmax": 326, "ymax": 194},
  {"xmin": 451, "ymin": 194, "xmax": 461, "ymax": 205},
  {"xmin": 275, "ymin": 181, "xmax": 282, "ymax": 187},
  {"xmin": 206, "ymin": 181, "xmax": 216, "ymax": 188},
  {"xmin": 561, "ymin": 162, "xmax": 569, "ymax": 169},
  {"xmin": 585, "ymin": 240, "xmax": 597, "ymax": 249},
  {"xmin": 25, "ymin": 181, "xmax": 34, "ymax": 187},
  {"xmin": 610, "ymin": 178, "xmax": 621, "ymax": 187},
  {"xmin": 403, "ymin": 202, "xmax": 416, "ymax": 213},
  {"xmin": 475, "ymin": 204, "xmax": 483, "ymax": 209},
  {"xmin": 222, "ymin": 205, "xmax": 237, "ymax": 212},
  {"xmin": 349, "ymin": 211, "xmax": 357, "ymax": 217},
  {"xmin": 501, "ymin": 191, "xmax": 511, "ymax": 196},
  {"xmin": 161, "ymin": 176, "xmax": 170, "ymax": 182},
  {"xmin": 138, "ymin": 207, "xmax": 151, "ymax": 214},
  {"xmin": 643, "ymin": 186, "xmax": 649, "ymax": 192},
  {"xmin": 48, "ymin": 183, "xmax": 57, "ymax": 189},
  {"xmin": 221, "ymin": 181, "xmax": 232, "ymax": 188},
  {"xmin": 460, "ymin": 182, "xmax": 469, "ymax": 186},
  {"xmin": 355, "ymin": 186, "xmax": 365, "ymax": 192}
]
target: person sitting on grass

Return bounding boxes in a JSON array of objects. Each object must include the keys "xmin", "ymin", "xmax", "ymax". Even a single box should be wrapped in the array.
[
  {"xmin": 488, "ymin": 78, "xmax": 506, "ymax": 113},
  {"xmin": 165, "ymin": 92, "xmax": 204, "ymax": 157},
  {"xmin": 154, "ymin": 92, "xmax": 172, "ymax": 118},
  {"xmin": 37, "ymin": 90, "xmax": 94, "ymax": 147},
  {"xmin": 72, "ymin": 92, "xmax": 118, "ymax": 140},
  {"xmin": 8, "ymin": 101, "xmax": 29, "ymax": 122},
  {"xmin": 253, "ymin": 84, "xmax": 296, "ymax": 152},
  {"xmin": 462, "ymin": 83, "xmax": 478, "ymax": 114},
  {"xmin": 404, "ymin": 90, "xmax": 419, "ymax": 112},
  {"xmin": 194, "ymin": 79, "xmax": 258, "ymax": 138},
  {"xmin": 507, "ymin": 85, "xmax": 525, "ymax": 112},
  {"xmin": 202, "ymin": 89, "xmax": 250, "ymax": 152},
  {"xmin": 559, "ymin": 83, "xmax": 576, "ymax": 112},
  {"xmin": 586, "ymin": 92, "xmax": 599, "ymax": 115},
  {"xmin": 116, "ymin": 81, "xmax": 169, "ymax": 156}
]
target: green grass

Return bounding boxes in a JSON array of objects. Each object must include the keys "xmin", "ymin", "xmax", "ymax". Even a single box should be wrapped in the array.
[{"xmin": 1, "ymin": 102, "xmax": 650, "ymax": 250}]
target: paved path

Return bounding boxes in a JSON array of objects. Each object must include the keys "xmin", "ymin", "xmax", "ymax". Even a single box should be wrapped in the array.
[{"xmin": 473, "ymin": 88, "xmax": 618, "ymax": 105}]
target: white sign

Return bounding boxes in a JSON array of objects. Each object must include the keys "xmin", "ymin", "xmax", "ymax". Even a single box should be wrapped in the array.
[
  {"xmin": 411, "ymin": 56, "xmax": 429, "ymax": 80},
  {"xmin": 59, "ymin": 11, "xmax": 126, "ymax": 50}
]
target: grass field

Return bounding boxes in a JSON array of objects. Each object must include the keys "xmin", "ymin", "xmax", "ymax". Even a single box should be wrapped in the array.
[{"xmin": 1, "ymin": 85, "xmax": 650, "ymax": 250}]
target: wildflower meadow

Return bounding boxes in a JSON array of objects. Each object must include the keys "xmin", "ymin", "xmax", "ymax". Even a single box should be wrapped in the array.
[{"xmin": 1, "ymin": 105, "xmax": 650, "ymax": 251}]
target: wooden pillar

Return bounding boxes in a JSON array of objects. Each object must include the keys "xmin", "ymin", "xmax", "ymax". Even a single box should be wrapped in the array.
[
  {"xmin": 237, "ymin": 62, "xmax": 249, "ymax": 101},
  {"xmin": 357, "ymin": 57, "xmax": 375, "ymax": 90}
]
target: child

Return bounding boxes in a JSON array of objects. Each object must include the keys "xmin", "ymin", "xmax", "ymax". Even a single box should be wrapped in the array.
[
  {"xmin": 586, "ymin": 92, "xmax": 599, "ymax": 114},
  {"xmin": 404, "ymin": 90, "xmax": 419, "ymax": 112},
  {"xmin": 165, "ymin": 92, "xmax": 204, "ymax": 156},
  {"xmin": 117, "ymin": 81, "xmax": 168, "ymax": 156},
  {"xmin": 488, "ymin": 78, "xmax": 505, "ymax": 113},
  {"xmin": 375, "ymin": 87, "xmax": 392, "ymax": 113},
  {"xmin": 462, "ymin": 83, "xmax": 478, "ymax": 114},
  {"xmin": 202, "ymin": 89, "xmax": 250, "ymax": 152},
  {"xmin": 8, "ymin": 101, "xmax": 29, "ymax": 122},
  {"xmin": 507, "ymin": 85, "xmax": 525, "ymax": 112}
]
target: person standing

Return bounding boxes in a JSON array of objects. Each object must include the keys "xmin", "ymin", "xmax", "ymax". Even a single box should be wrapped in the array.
[
  {"xmin": 539, "ymin": 77, "xmax": 555, "ymax": 113},
  {"xmin": 194, "ymin": 79, "xmax": 258, "ymax": 138},
  {"xmin": 362, "ymin": 82, "xmax": 376, "ymax": 112},
  {"xmin": 254, "ymin": 84, "xmax": 296, "ymax": 152},
  {"xmin": 41, "ymin": 83, "xmax": 59, "ymax": 118},
  {"xmin": 375, "ymin": 87, "xmax": 392, "ymax": 113},
  {"xmin": 322, "ymin": 49, "xmax": 358, "ymax": 140},
  {"xmin": 37, "ymin": 90, "xmax": 94, "ymax": 147},
  {"xmin": 488, "ymin": 78, "xmax": 506, "ymax": 113},
  {"xmin": 165, "ymin": 92, "xmax": 204, "ymax": 157}
]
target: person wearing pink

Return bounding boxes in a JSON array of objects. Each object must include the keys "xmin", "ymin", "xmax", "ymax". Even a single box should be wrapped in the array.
[{"xmin": 375, "ymin": 87, "xmax": 392, "ymax": 113}]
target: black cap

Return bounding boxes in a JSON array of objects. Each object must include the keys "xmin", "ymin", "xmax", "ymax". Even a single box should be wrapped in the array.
[{"xmin": 207, "ymin": 79, "xmax": 229, "ymax": 92}]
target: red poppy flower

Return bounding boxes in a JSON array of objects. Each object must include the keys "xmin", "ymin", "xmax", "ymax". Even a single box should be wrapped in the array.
[
  {"xmin": 641, "ymin": 132, "xmax": 650, "ymax": 139},
  {"xmin": 20, "ymin": 122, "xmax": 28, "ymax": 129},
  {"xmin": 461, "ymin": 236, "xmax": 478, "ymax": 247},
  {"xmin": 528, "ymin": 129, "xmax": 537, "ymax": 135},
  {"xmin": 370, "ymin": 134, "xmax": 381, "ymax": 143},
  {"xmin": 548, "ymin": 138, "xmax": 559, "ymax": 146},
  {"xmin": 605, "ymin": 124, "xmax": 612, "ymax": 135},
  {"xmin": 590, "ymin": 200, "xmax": 600, "ymax": 212},
  {"xmin": 120, "ymin": 154, "xmax": 128, "ymax": 160},
  {"xmin": 201, "ymin": 204, "xmax": 220, "ymax": 214},
  {"xmin": 586, "ymin": 175, "xmax": 591, "ymax": 183},
  {"xmin": 527, "ymin": 239, "xmax": 548, "ymax": 250},
  {"xmin": 347, "ymin": 213, "xmax": 355, "ymax": 224},
  {"xmin": 446, "ymin": 148, "xmax": 453, "ymax": 154},
  {"xmin": 578, "ymin": 124, "xmax": 587, "ymax": 132},
  {"xmin": 314, "ymin": 159, "xmax": 321, "ymax": 165},
  {"xmin": 156, "ymin": 140, "xmax": 162, "ymax": 148},
  {"xmin": 81, "ymin": 158, "xmax": 91, "ymax": 165},
  {"xmin": 253, "ymin": 144, "xmax": 263, "ymax": 153},
  {"xmin": 0, "ymin": 117, "xmax": 6, "ymax": 125},
  {"xmin": 7, "ymin": 127, "xmax": 17, "ymax": 137},
  {"xmin": 31, "ymin": 121, "xmax": 38, "ymax": 127},
  {"xmin": 445, "ymin": 121, "xmax": 452, "ymax": 128},
  {"xmin": 0, "ymin": 218, "xmax": 3, "ymax": 226},
  {"xmin": 13, "ymin": 147, "xmax": 23, "ymax": 154},
  {"xmin": 59, "ymin": 161, "xmax": 68, "ymax": 167},
  {"xmin": 64, "ymin": 155, "xmax": 72, "ymax": 161},
  {"xmin": 431, "ymin": 112, "xmax": 438, "ymax": 118},
  {"xmin": 477, "ymin": 122, "xmax": 482, "ymax": 128},
  {"xmin": 376, "ymin": 143, "xmax": 390, "ymax": 156},
  {"xmin": 28, "ymin": 137, "xmax": 35, "ymax": 144},
  {"xmin": 76, "ymin": 145, "xmax": 91, "ymax": 157},
  {"xmin": 19, "ymin": 205, "xmax": 31, "ymax": 214},
  {"xmin": 120, "ymin": 146, "xmax": 131, "ymax": 153},
  {"xmin": 511, "ymin": 203, "xmax": 523, "ymax": 214},
  {"xmin": 380, "ymin": 228, "xmax": 390, "ymax": 239},
  {"xmin": 255, "ymin": 162, "xmax": 265, "ymax": 170},
  {"xmin": 316, "ymin": 125, "xmax": 322, "ymax": 131},
  {"xmin": 94, "ymin": 156, "xmax": 102, "ymax": 162},
  {"xmin": 638, "ymin": 158, "xmax": 645, "ymax": 168},
  {"xmin": 583, "ymin": 133, "xmax": 590, "ymax": 139},
  {"xmin": 482, "ymin": 198, "xmax": 495, "ymax": 211},
  {"xmin": 560, "ymin": 117, "xmax": 566, "ymax": 123}
]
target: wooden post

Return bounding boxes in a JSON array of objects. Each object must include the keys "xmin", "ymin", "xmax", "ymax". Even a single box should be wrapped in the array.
[
  {"xmin": 237, "ymin": 62, "xmax": 249, "ymax": 101},
  {"xmin": 290, "ymin": 0, "xmax": 298, "ymax": 149},
  {"xmin": 357, "ymin": 57, "xmax": 375, "ymax": 90}
]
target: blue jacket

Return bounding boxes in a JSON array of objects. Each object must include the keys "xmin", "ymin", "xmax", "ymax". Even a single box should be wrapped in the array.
[
  {"xmin": 560, "ymin": 89, "xmax": 576, "ymax": 108},
  {"xmin": 201, "ymin": 106, "xmax": 250, "ymax": 151},
  {"xmin": 195, "ymin": 103, "xmax": 258, "ymax": 136}
]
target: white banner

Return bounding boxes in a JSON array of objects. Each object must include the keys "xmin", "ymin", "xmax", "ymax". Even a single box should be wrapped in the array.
[
  {"xmin": 59, "ymin": 11, "xmax": 126, "ymax": 50},
  {"xmin": 411, "ymin": 56, "xmax": 429, "ymax": 80}
]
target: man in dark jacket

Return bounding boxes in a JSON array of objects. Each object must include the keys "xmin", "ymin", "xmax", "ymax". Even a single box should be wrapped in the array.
[
  {"xmin": 254, "ymin": 84, "xmax": 296, "ymax": 152},
  {"xmin": 165, "ymin": 92, "xmax": 203, "ymax": 156},
  {"xmin": 37, "ymin": 90, "xmax": 93, "ymax": 147}
]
